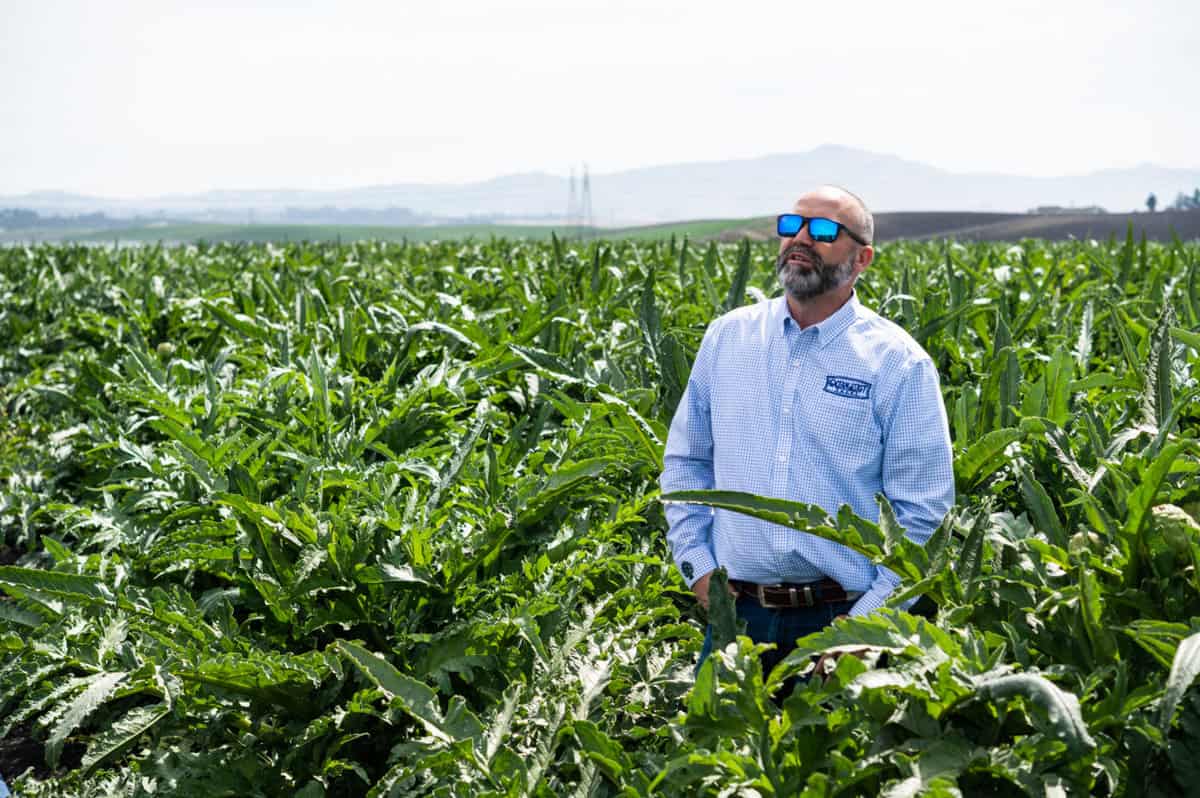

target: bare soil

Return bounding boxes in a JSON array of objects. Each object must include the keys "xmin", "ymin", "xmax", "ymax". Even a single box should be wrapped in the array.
[
  {"xmin": 721, "ymin": 209, "xmax": 1200, "ymax": 244},
  {"xmin": 881, "ymin": 209, "xmax": 1200, "ymax": 243},
  {"xmin": 0, "ymin": 721, "xmax": 52, "ymax": 783},
  {"xmin": 0, "ymin": 544, "xmax": 21, "ymax": 566}
]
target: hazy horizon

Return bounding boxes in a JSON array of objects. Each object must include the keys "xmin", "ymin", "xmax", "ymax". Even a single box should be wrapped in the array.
[
  {"xmin": 4, "ymin": 0, "xmax": 1198, "ymax": 199},
  {"xmin": 4, "ymin": 143, "xmax": 1199, "ymax": 202}
]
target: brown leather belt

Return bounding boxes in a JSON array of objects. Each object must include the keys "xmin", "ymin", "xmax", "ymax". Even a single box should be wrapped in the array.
[{"xmin": 730, "ymin": 578, "xmax": 863, "ymax": 609}]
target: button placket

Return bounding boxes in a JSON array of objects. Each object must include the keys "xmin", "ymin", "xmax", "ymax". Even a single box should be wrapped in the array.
[
  {"xmin": 772, "ymin": 333, "xmax": 807, "ymax": 486},
  {"xmin": 789, "ymin": 332, "xmax": 817, "ymax": 479}
]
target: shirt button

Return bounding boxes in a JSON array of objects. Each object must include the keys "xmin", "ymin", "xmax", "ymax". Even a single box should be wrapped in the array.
[
  {"xmin": 777, "ymin": 454, "xmax": 788, "ymax": 464},
  {"xmin": 791, "ymin": 359, "xmax": 801, "ymax": 368},
  {"xmin": 782, "ymin": 406, "xmax": 792, "ymax": 415}
]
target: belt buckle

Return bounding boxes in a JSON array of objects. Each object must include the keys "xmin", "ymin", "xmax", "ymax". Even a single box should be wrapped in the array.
[
  {"xmin": 756, "ymin": 584, "xmax": 789, "ymax": 609},
  {"xmin": 755, "ymin": 583, "xmax": 817, "ymax": 609}
]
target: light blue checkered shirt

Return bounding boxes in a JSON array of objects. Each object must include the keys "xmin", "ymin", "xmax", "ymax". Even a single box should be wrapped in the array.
[{"xmin": 661, "ymin": 292, "xmax": 954, "ymax": 617}]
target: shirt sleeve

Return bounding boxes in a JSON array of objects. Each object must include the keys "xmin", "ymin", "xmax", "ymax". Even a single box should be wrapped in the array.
[
  {"xmin": 660, "ymin": 322, "xmax": 721, "ymax": 588},
  {"xmin": 849, "ymin": 356, "xmax": 955, "ymax": 617}
]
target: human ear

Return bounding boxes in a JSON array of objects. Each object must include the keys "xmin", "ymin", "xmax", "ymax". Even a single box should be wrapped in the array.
[{"xmin": 855, "ymin": 245, "xmax": 875, "ymax": 273}]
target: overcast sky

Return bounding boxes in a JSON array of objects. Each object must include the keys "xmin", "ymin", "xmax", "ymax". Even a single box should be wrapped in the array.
[{"xmin": 2, "ymin": 0, "xmax": 1197, "ymax": 197}]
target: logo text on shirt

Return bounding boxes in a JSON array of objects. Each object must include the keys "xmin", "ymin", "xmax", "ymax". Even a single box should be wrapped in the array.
[{"xmin": 824, "ymin": 375, "xmax": 872, "ymax": 400}]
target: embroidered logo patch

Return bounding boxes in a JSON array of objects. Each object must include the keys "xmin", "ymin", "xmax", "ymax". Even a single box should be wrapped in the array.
[
  {"xmin": 824, "ymin": 375, "xmax": 872, "ymax": 400},
  {"xmin": 681, "ymin": 561, "xmax": 694, "ymax": 580}
]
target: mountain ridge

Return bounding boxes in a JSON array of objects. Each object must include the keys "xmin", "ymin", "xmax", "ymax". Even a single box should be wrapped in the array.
[{"xmin": 4, "ymin": 146, "xmax": 1198, "ymax": 224}]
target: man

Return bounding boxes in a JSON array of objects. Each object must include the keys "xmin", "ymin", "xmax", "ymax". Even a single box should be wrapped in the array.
[{"xmin": 660, "ymin": 185, "xmax": 954, "ymax": 676}]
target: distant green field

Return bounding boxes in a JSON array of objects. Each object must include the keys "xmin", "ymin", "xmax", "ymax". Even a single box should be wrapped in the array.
[
  {"xmin": 604, "ymin": 217, "xmax": 771, "ymax": 241},
  {"xmin": 6, "ymin": 209, "xmax": 1198, "ymax": 246},
  {"xmin": 38, "ymin": 218, "xmax": 767, "ymax": 245},
  {"xmin": 71, "ymin": 223, "xmax": 562, "ymax": 244}
]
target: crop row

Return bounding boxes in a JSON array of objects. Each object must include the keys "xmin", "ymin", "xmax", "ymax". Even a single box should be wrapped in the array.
[{"xmin": 0, "ymin": 234, "xmax": 1198, "ymax": 795}]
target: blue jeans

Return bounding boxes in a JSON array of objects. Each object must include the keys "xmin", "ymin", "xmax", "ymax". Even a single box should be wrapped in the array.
[{"xmin": 697, "ymin": 595, "xmax": 857, "ymax": 678}]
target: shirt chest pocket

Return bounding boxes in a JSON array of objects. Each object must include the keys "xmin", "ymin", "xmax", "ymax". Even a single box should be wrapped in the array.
[{"xmin": 797, "ymin": 391, "xmax": 882, "ymax": 456}]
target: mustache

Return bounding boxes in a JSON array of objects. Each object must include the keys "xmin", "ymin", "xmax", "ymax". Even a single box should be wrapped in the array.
[
  {"xmin": 776, "ymin": 242, "xmax": 855, "ymax": 301},
  {"xmin": 777, "ymin": 243, "xmax": 825, "ymax": 270}
]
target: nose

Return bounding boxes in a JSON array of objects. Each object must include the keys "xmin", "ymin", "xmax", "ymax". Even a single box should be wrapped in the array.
[{"xmin": 791, "ymin": 222, "xmax": 815, "ymax": 247}]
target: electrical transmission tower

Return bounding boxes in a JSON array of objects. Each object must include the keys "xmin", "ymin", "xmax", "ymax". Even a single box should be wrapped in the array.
[
  {"xmin": 580, "ymin": 164, "xmax": 593, "ymax": 235},
  {"xmin": 564, "ymin": 163, "xmax": 593, "ymax": 238},
  {"xmin": 566, "ymin": 167, "xmax": 578, "ymax": 231}
]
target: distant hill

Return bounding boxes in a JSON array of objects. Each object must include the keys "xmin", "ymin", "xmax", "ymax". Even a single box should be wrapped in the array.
[{"xmin": 3, "ymin": 146, "xmax": 1199, "ymax": 225}]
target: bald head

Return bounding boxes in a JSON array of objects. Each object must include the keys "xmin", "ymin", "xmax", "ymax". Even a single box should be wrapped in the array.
[{"xmin": 798, "ymin": 185, "xmax": 874, "ymax": 246}]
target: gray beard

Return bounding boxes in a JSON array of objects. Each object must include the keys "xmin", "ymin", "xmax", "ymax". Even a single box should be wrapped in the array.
[{"xmin": 776, "ymin": 244, "xmax": 856, "ymax": 301}]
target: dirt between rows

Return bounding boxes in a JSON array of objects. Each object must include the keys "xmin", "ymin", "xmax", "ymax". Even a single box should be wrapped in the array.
[
  {"xmin": 0, "ymin": 721, "xmax": 53, "ymax": 784},
  {"xmin": 0, "ymin": 543, "xmax": 49, "ymax": 784},
  {"xmin": 721, "ymin": 209, "xmax": 1200, "ymax": 244}
]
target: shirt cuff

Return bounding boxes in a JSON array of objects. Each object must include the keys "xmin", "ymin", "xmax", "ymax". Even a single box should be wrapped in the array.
[
  {"xmin": 674, "ymin": 546, "xmax": 718, "ymax": 589},
  {"xmin": 847, "ymin": 577, "xmax": 919, "ymax": 617},
  {"xmin": 847, "ymin": 584, "xmax": 891, "ymax": 617}
]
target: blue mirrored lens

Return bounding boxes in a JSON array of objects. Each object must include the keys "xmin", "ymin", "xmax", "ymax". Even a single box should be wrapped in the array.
[
  {"xmin": 777, "ymin": 214, "xmax": 802, "ymax": 236},
  {"xmin": 808, "ymin": 218, "xmax": 840, "ymax": 241}
]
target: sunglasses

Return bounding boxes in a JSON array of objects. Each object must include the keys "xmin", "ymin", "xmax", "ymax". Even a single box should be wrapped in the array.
[{"xmin": 776, "ymin": 214, "xmax": 868, "ymax": 246}]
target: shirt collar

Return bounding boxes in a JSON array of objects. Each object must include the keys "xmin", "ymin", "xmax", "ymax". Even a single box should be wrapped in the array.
[{"xmin": 773, "ymin": 291, "xmax": 862, "ymax": 349}]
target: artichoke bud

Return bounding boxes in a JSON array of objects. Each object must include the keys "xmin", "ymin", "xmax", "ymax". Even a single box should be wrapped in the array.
[
  {"xmin": 1152, "ymin": 504, "xmax": 1199, "ymax": 558},
  {"xmin": 1069, "ymin": 531, "xmax": 1101, "ymax": 556}
]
